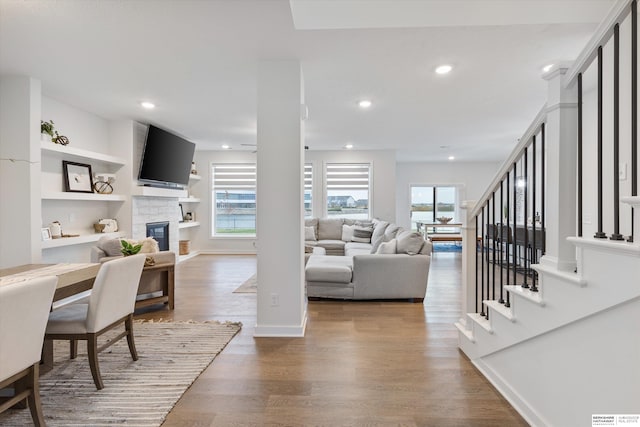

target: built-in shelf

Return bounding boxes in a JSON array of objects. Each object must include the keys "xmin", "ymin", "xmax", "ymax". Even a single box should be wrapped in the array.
[
  {"xmin": 178, "ymin": 221, "xmax": 200, "ymax": 229},
  {"xmin": 41, "ymin": 141, "xmax": 126, "ymax": 166},
  {"xmin": 189, "ymin": 174, "xmax": 202, "ymax": 181},
  {"xmin": 178, "ymin": 197, "xmax": 201, "ymax": 203},
  {"xmin": 131, "ymin": 186, "xmax": 188, "ymax": 198},
  {"xmin": 42, "ymin": 192, "xmax": 127, "ymax": 201},
  {"xmin": 41, "ymin": 231, "xmax": 124, "ymax": 249}
]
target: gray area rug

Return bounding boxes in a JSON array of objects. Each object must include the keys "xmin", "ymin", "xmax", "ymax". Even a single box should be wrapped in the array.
[
  {"xmin": 0, "ymin": 320, "xmax": 241, "ymax": 426},
  {"xmin": 233, "ymin": 273, "xmax": 257, "ymax": 293}
]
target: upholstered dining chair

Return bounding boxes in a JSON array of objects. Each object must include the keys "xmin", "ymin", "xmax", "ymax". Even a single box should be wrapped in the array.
[
  {"xmin": 45, "ymin": 254, "xmax": 146, "ymax": 390},
  {"xmin": 0, "ymin": 276, "xmax": 58, "ymax": 427}
]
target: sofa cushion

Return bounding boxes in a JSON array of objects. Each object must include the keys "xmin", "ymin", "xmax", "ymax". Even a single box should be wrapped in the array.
[
  {"xmin": 305, "ymin": 256, "xmax": 353, "ymax": 283},
  {"xmin": 396, "ymin": 231, "xmax": 425, "ymax": 254},
  {"xmin": 384, "ymin": 224, "xmax": 403, "ymax": 241},
  {"xmin": 97, "ymin": 237, "xmax": 124, "ymax": 257},
  {"xmin": 370, "ymin": 220, "xmax": 389, "ymax": 253},
  {"xmin": 376, "ymin": 238, "xmax": 397, "ymax": 254},
  {"xmin": 345, "ymin": 242, "xmax": 373, "ymax": 257},
  {"xmin": 305, "ymin": 218, "xmax": 318, "ymax": 237},
  {"xmin": 305, "ymin": 226, "xmax": 317, "ymax": 241},
  {"xmin": 316, "ymin": 239, "xmax": 346, "ymax": 256},
  {"xmin": 341, "ymin": 224, "xmax": 355, "ymax": 242},
  {"xmin": 352, "ymin": 225, "xmax": 373, "ymax": 243},
  {"xmin": 318, "ymin": 218, "xmax": 344, "ymax": 240}
]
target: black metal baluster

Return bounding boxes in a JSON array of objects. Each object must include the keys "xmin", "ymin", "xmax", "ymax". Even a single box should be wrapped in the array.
[
  {"xmin": 523, "ymin": 147, "xmax": 530, "ymax": 289},
  {"xmin": 595, "ymin": 45, "xmax": 607, "ymax": 238},
  {"xmin": 512, "ymin": 162, "xmax": 518, "ymax": 291},
  {"xmin": 492, "ymin": 192, "xmax": 496, "ymax": 302},
  {"xmin": 485, "ymin": 202, "xmax": 490, "ymax": 320},
  {"xmin": 475, "ymin": 214, "xmax": 479, "ymax": 313},
  {"xmin": 505, "ymin": 170, "xmax": 511, "ymax": 308},
  {"xmin": 612, "ymin": 23, "xmax": 624, "ymax": 241},
  {"xmin": 531, "ymin": 135, "xmax": 539, "ymax": 292},
  {"xmin": 578, "ymin": 73, "xmax": 584, "ymax": 238},
  {"xmin": 480, "ymin": 206, "xmax": 485, "ymax": 317},
  {"xmin": 541, "ymin": 122, "xmax": 546, "ymax": 254},
  {"xmin": 499, "ymin": 180, "xmax": 504, "ymax": 303},
  {"xmin": 630, "ymin": 0, "xmax": 638, "ymax": 243}
]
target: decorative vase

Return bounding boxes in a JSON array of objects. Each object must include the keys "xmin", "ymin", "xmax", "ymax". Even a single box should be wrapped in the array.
[{"xmin": 41, "ymin": 133, "xmax": 52, "ymax": 143}]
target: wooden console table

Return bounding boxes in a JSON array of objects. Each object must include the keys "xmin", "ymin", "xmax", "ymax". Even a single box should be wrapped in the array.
[{"xmin": 136, "ymin": 262, "xmax": 175, "ymax": 310}]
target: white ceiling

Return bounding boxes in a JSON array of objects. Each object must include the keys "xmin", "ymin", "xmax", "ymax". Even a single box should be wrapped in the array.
[{"xmin": 0, "ymin": 0, "xmax": 615, "ymax": 162}]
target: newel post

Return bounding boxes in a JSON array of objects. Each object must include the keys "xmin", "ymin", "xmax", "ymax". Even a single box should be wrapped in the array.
[
  {"xmin": 542, "ymin": 67, "xmax": 579, "ymax": 272},
  {"xmin": 459, "ymin": 200, "xmax": 477, "ymax": 330}
]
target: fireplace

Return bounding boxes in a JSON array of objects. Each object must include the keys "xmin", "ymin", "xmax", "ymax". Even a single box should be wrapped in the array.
[{"xmin": 146, "ymin": 222, "xmax": 169, "ymax": 251}]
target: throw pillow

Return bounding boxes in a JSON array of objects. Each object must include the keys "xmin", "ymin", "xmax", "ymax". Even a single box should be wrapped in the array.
[
  {"xmin": 396, "ymin": 231, "xmax": 425, "ymax": 255},
  {"xmin": 351, "ymin": 225, "xmax": 374, "ymax": 243},
  {"xmin": 369, "ymin": 220, "xmax": 389, "ymax": 253},
  {"xmin": 98, "ymin": 237, "xmax": 124, "ymax": 257},
  {"xmin": 341, "ymin": 224, "xmax": 355, "ymax": 242},
  {"xmin": 384, "ymin": 224, "xmax": 403, "ymax": 241},
  {"xmin": 376, "ymin": 238, "xmax": 397, "ymax": 254},
  {"xmin": 139, "ymin": 237, "xmax": 160, "ymax": 254},
  {"xmin": 305, "ymin": 226, "xmax": 317, "ymax": 241}
]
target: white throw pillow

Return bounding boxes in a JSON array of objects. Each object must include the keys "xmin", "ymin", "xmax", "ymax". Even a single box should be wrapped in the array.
[
  {"xmin": 376, "ymin": 238, "xmax": 397, "ymax": 254},
  {"xmin": 305, "ymin": 226, "xmax": 317, "ymax": 241},
  {"xmin": 341, "ymin": 224, "xmax": 355, "ymax": 242},
  {"xmin": 139, "ymin": 237, "xmax": 160, "ymax": 254}
]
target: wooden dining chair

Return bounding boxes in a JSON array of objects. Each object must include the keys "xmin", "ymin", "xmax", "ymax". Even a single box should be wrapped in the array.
[
  {"xmin": 0, "ymin": 276, "xmax": 58, "ymax": 427},
  {"xmin": 44, "ymin": 254, "xmax": 145, "ymax": 390}
]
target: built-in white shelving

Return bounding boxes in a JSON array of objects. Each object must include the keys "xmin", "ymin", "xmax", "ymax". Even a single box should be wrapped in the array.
[
  {"xmin": 189, "ymin": 174, "xmax": 202, "ymax": 181},
  {"xmin": 41, "ymin": 231, "xmax": 124, "ymax": 249},
  {"xmin": 178, "ymin": 197, "xmax": 201, "ymax": 203},
  {"xmin": 178, "ymin": 221, "xmax": 200, "ymax": 229},
  {"xmin": 42, "ymin": 192, "xmax": 127, "ymax": 201},
  {"xmin": 40, "ymin": 141, "xmax": 126, "ymax": 166}
]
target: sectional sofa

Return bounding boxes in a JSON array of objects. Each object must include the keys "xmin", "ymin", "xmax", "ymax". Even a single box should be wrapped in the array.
[{"xmin": 304, "ymin": 218, "xmax": 432, "ymax": 301}]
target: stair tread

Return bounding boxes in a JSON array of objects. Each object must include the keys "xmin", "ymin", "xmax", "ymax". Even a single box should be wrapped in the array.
[
  {"xmin": 468, "ymin": 313, "xmax": 493, "ymax": 334},
  {"xmin": 504, "ymin": 285, "xmax": 545, "ymax": 306},
  {"xmin": 532, "ymin": 263, "xmax": 587, "ymax": 287},
  {"xmin": 484, "ymin": 300, "xmax": 515, "ymax": 321},
  {"xmin": 455, "ymin": 321, "xmax": 475, "ymax": 343}
]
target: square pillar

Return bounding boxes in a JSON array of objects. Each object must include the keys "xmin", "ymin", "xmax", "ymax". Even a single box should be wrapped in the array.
[{"xmin": 254, "ymin": 60, "xmax": 307, "ymax": 337}]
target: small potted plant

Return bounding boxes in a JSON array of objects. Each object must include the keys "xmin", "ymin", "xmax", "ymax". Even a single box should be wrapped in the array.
[
  {"xmin": 41, "ymin": 120, "xmax": 55, "ymax": 142},
  {"xmin": 120, "ymin": 240, "xmax": 142, "ymax": 256}
]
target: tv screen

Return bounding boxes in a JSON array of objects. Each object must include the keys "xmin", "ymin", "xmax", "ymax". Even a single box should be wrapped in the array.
[{"xmin": 138, "ymin": 125, "xmax": 196, "ymax": 187}]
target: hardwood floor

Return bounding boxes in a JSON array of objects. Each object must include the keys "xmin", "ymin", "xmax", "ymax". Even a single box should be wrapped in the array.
[{"xmin": 135, "ymin": 252, "xmax": 529, "ymax": 427}]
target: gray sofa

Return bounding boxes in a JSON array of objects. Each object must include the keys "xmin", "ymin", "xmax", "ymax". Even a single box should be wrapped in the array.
[{"xmin": 304, "ymin": 218, "xmax": 431, "ymax": 301}]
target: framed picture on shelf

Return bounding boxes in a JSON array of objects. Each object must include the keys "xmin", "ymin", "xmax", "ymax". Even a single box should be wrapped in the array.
[
  {"xmin": 63, "ymin": 161, "xmax": 94, "ymax": 193},
  {"xmin": 41, "ymin": 228, "xmax": 52, "ymax": 241},
  {"xmin": 179, "ymin": 203, "xmax": 184, "ymax": 222}
]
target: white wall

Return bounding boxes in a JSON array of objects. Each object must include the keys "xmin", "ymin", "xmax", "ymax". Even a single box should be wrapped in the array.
[{"xmin": 395, "ymin": 161, "xmax": 501, "ymax": 230}]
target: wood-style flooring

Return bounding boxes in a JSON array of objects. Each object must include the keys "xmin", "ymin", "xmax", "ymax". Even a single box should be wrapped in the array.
[{"xmin": 135, "ymin": 252, "xmax": 529, "ymax": 427}]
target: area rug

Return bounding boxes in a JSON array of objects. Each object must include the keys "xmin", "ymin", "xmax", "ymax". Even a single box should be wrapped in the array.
[
  {"xmin": 0, "ymin": 320, "xmax": 241, "ymax": 426},
  {"xmin": 233, "ymin": 273, "xmax": 257, "ymax": 293}
]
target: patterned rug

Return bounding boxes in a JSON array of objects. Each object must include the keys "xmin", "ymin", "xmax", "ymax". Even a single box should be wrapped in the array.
[
  {"xmin": 233, "ymin": 273, "xmax": 257, "ymax": 293},
  {"xmin": 0, "ymin": 320, "xmax": 241, "ymax": 426},
  {"xmin": 433, "ymin": 242, "xmax": 462, "ymax": 252}
]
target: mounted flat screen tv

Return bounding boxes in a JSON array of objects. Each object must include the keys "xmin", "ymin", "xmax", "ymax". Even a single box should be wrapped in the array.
[{"xmin": 138, "ymin": 125, "xmax": 195, "ymax": 188}]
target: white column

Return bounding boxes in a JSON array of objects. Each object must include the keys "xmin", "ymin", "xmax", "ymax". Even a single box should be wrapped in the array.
[
  {"xmin": 541, "ymin": 68, "xmax": 578, "ymax": 272},
  {"xmin": 459, "ymin": 200, "xmax": 477, "ymax": 328},
  {"xmin": 254, "ymin": 60, "xmax": 307, "ymax": 337},
  {"xmin": 0, "ymin": 76, "xmax": 42, "ymax": 268}
]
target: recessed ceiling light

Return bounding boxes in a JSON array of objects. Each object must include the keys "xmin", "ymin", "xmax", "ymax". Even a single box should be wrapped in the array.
[
  {"xmin": 542, "ymin": 64, "xmax": 554, "ymax": 73},
  {"xmin": 435, "ymin": 65, "xmax": 453, "ymax": 75},
  {"xmin": 140, "ymin": 101, "xmax": 155, "ymax": 110},
  {"xmin": 344, "ymin": 143, "xmax": 354, "ymax": 149},
  {"xmin": 358, "ymin": 100, "xmax": 372, "ymax": 109},
  {"xmin": 221, "ymin": 144, "xmax": 230, "ymax": 150},
  {"xmin": 448, "ymin": 156, "xmax": 455, "ymax": 161}
]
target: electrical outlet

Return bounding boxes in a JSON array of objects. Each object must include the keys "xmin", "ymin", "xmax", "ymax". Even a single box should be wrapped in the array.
[{"xmin": 270, "ymin": 293, "xmax": 279, "ymax": 307}]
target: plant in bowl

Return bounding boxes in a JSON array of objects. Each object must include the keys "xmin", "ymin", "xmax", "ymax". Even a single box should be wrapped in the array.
[
  {"xmin": 41, "ymin": 120, "xmax": 55, "ymax": 141},
  {"xmin": 120, "ymin": 240, "xmax": 142, "ymax": 256},
  {"xmin": 436, "ymin": 216, "xmax": 453, "ymax": 224}
]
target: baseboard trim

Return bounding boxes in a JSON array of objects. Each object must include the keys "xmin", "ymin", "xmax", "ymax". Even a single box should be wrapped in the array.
[
  {"xmin": 472, "ymin": 358, "xmax": 549, "ymax": 427},
  {"xmin": 253, "ymin": 310, "xmax": 307, "ymax": 338},
  {"xmin": 198, "ymin": 249, "xmax": 257, "ymax": 255}
]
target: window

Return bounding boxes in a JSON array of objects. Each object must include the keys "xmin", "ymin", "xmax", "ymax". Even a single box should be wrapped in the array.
[
  {"xmin": 304, "ymin": 163, "xmax": 312, "ymax": 217},
  {"xmin": 326, "ymin": 163, "xmax": 370, "ymax": 219},
  {"xmin": 212, "ymin": 164, "xmax": 256, "ymax": 235},
  {"xmin": 410, "ymin": 185, "xmax": 457, "ymax": 231}
]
